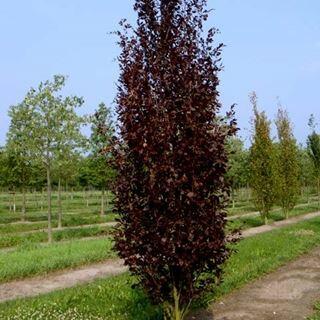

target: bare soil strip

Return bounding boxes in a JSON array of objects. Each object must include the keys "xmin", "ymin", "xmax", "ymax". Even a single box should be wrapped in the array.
[
  {"xmin": 1, "ymin": 210, "xmax": 320, "ymax": 304},
  {"xmin": 228, "ymin": 200, "xmax": 319, "ymax": 220},
  {"xmin": 0, "ymin": 259, "xmax": 126, "ymax": 303},
  {"xmin": 242, "ymin": 210, "xmax": 320, "ymax": 237},
  {"xmin": 191, "ymin": 247, "xmax": 320, "ymax": 320}
]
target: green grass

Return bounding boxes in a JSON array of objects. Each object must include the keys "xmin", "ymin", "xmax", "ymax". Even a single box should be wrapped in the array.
[
  {"xmin": 309, "ymin": 303, "xmax": 320, "ymax": 319},
  {"xmin": 0, "ymin": 225, "xmax": 112, "ymax": 249},
  {"xmin": 0, "ymin": 213, "xmax": 117, "ymax": 234},
  {"xmin": 1, "ymin": 217, "xmax": 320, "ymax": 319},
  {"xmin": 0, "ymin": 190, "xmax": 115, "ymax": 224},
  {"xmin": 0, "ymin": 237, "xmax": 116, "ymax": 283},
  {"xmin": 228, "ymin": 202, "xmax": 320, "ymax": 231}
]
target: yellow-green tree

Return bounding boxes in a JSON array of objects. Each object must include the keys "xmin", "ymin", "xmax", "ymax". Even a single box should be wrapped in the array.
[
  {"xmin": 307, "ymin": 115, "xmax": 320, "ymax": 209},
  {"xmin": 275, "ymin": 108, "xmax": 300, "ymax": 219},
  {"xmin": 249, "ymin": 92, "xmax": 276, "ymax": 224}
]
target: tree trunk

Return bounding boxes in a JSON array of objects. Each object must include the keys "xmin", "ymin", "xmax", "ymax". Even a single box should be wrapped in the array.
[
  {"xmin": 85, "ymin": 188, "xmax": 89, "ymax": 207},
  {"xmin": 21, "ymin": 186, "xmax": 26, "ymax": 221},
  {"xmin": 317, "ymin": 177, "xmax": 320, "ymax": 210},
  {"xmin": 164, "ymin": 287, "xmax": 189, "ymax": 320},
  {"xmin": 58, "ymin": 178, "xmax": 62, "ymax": 229},
  {"xmin": 106, "ymin": 190, "xmax": 109, "ymax": 213},
  {"xmin": 41, "ymin": 188, "xmax": 44, "ymax": 211},
  {"xmin": 34, "ymin": 189, "xmax": 39, "ymax": 208},
  {"xmin": 9, "ymin": 191, "xmax": 12, "ymax": 212},
  {"xmin": 264, "ymin": 213, "xmax": 268, "ymax": 225},
  {"xmin": 100, "ymin": 187, "xmax": 105, "ymax": 216},
  {"xmin": 13, "ymin": 191, "xmax": 16, "ymax": 213},
  {"xmin": 46, "ymin": 165, "xmax": 52, "ymax": 243}
]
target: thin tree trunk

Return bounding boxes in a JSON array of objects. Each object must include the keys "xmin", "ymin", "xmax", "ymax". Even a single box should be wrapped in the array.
[
  {"xmin": 100, "ymin": 187, "xmax": 105, "ymax": 216},
  {"xmin": 9, "ymin": 190, "xmax": 12, "ymax": 212},
  {"xmin": 41, "ymin": 188, "xmax": 44, "ymax": 211},
  {"xmin": 106, "ymin": 190, "xmax": 109, "ymax": 213},
  {"xmin": 85, "ymin": 188, "xmax": 89, "ymax": 207},
  {"xmin": 34, "ymin": 189, "xmax": 39, "ymax": 208},
  {"xmin": 264, "ymin": 214, "xmax": 268, "ymax": 225},
  {"xmin": 58, "ymin": 178, "xmax": 62, "ymax": 229},
  {"xmin": 13, "ymin": 191, "xmax": 16, "ymax": 213},
  {"xmin": 21, "ymin": 186, "xmax": 26, "ymax": 221},
  {"xmin": 317, "ymin": 177, "xmax": 320, "ymax": 210},
  {"xmin": 46, "ymin": 165, "xmax": 52, "ymax": 243}
]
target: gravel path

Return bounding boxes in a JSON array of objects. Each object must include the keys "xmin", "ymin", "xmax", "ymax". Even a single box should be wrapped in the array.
[{"xmin": 191, "ymin": 246, "xmax": 320, "ymax": 320}]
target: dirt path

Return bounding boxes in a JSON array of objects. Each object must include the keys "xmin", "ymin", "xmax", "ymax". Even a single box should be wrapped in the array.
[
  {"xmin": 242, "ymin": 210, "xmax": 320, "ymax": 237},
  {"xmin": 228, "ymin": 200, "xmax": 319, "ymax": 220},
  {"xmin": 192, "ymin": 246, "xmax": 320, "ymax": 320},
  {"xmin": 1, "ymin": 210, "xmax": 320, "ymax": 304},
  {"xmin": 0, "ymin": 259, "xmax": 126, "ymax": 303}
]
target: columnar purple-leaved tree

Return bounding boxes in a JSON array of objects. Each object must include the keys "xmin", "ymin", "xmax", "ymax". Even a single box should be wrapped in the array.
[{"xmin": 112, "ymin": 0, "xmax": 237, "ymax": 318}]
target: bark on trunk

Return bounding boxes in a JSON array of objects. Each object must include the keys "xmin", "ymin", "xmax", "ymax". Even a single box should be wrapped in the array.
[
  {"xmin": 100, "ymin": 187, "xmax": 105, "ymax": 216},
  {"xmin": 46, "ymin": 165, "xmax": 52, "ymax": 243},
  {"xmin": 318, "ymin": 178, "xmax": 320, "ymax": 210},
  {"xmin": 13, "ymin": 191, "xmax": 16, "ymax": 213},
  {"xmin": 21, "ymin": 186, "xmax": 26, "ymax": 221},
  {"xmin": 58, "ymin": 178, "xmax": 62, "ymax": 229},
  {"xmin": 106, "ymin": 190, "xmax": 109, "ymax": 213},
  {"xmin": 41, "ymin": 188, "xmax": 44, "ymax": 211}
]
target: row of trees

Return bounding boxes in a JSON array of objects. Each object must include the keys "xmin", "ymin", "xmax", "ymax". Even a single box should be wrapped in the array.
[
  {"xmin": 243, "ymin": 93, "xmax": 320, "ymax": 224},
  {"xmin": 0, "ymin": 76, "xmax": 114, "ymax": 240}
]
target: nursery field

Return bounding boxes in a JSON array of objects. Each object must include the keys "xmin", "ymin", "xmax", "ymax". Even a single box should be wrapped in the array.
[
  {"xmin": 0, "ymin": 189, "xmax": 319, "ymax": 319},
  {"xmin": 1, "ymin": 213, "xmax": 320, "ymax": 319}
]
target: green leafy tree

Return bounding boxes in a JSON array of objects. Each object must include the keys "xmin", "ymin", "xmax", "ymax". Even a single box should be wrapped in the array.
[
  {"xmin": 6, "ymin": 103, "xmax": 36, "ymax": 220},
  {"xmin": 249, "ymin": 92, "xmax": 276, "ymax": 224},
  {"xmin": 90, "ymin": 103, "xmax": 115, "ymax": 216},
  {"xmin": 0, "ymin": 147, "xmax": 6, "ymax": 189},
  {"xmin": 307, "ymin": 114, "xmax": 320, "ymax": 208},
  {"xmin": 23, "ymin": 75, "xmax": 84, "ymax": 242},
  {"xmin": 0, "ymin": 148, "xmax": 20, "ymax": 212},
  {"xmin": 275, "ymin": 108, "xmax": 300, "ymax": 219},
  {"xmin": 226, "ymin": 136, "xmax": 250, "ymax": 205},
  {"xmin": 297, "ymin": 145, "xmax": 314, "ymax": 198}
]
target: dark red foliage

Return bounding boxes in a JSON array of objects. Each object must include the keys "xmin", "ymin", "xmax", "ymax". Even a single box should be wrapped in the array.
[{"xmin": 112, "ymin": 0, "xmax": 237, "ymax": 308}]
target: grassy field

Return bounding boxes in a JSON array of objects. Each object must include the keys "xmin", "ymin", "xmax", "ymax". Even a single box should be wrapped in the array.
[
  {"xmin": 1, "ymin": 217, "xmax": 320, "ymax": 319},
  {"xmin": 0, "ymin": 189, "xmax": 318, "ymax": 320},
  {"xmin": 228, "ymin": 202, "xmax": 320, "ymax": 231},
  {"xmin": 0, "ymin": 189, "xmax": 317, "ymax": 282},
  {"xmin": 0, "ymin": 190, "xmax": 115, "ymax": 224},
  {"xmin": 0, "ymin": 224, "xmax": 112, "ymax": 249},
  {"xmin": 0, "ymin": 237, "xmax": 115, "ymax": 283},
  {"xmin": 309, "ymin": 303, "xmax": 320, "ymax": 320}
]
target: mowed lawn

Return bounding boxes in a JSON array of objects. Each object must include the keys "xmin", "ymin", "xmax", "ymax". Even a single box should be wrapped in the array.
[{"xmin": 1, "ymin": 217, "xmax": 320, "ymax": 319}]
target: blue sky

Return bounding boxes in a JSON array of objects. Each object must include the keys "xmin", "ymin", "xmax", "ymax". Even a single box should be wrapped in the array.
[{"xmin": 0, "ymin": 0, "xmax": 319, "ymax": 146}]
